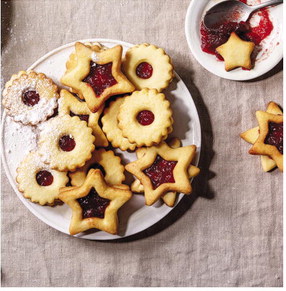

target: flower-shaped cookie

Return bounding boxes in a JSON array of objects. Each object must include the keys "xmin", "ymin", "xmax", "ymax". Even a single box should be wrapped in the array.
[
  {"xmin": 2, "ymin": 70, "xmax": 58, "ymax": 125},
  {"xmin": 38, "ymin": 115, "xmax": 95, "ymax": 171},
  {"xmin": 69, "ymin": 148, "xmax": 125, "ymax": 187},
  {"xmin": 60, "ymin": 42, "xmax": 135, "ymax": 112},
  {"xmin": 126, "ymin": 141, "xmax": 197, "ymax": 206},
  {"xmin": 118, "ymin": 89, "xmax": 173, "ymax": 147},
  {"xmin": 122, "ymin": 43, "xmax": 174, "ymax": 91},
  {"xmin": 240, "ymin": 102, "xmax": 283, "ymax": 172},
  {"xmin": 58, "ymin": 89, "xmax": 108, "ymax": 147},
  {"xmin": 59, "ymin": 169, "xmax": 132, "ymax": 235},
  {"xmin": 16, "ymin": 151, "xmax": 69, "ymax": 205}
]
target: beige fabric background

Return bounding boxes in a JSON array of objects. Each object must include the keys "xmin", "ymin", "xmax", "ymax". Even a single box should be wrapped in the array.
[{"xmin": 1, "ymin": 0, "xmax": 283, "ymax": 287}]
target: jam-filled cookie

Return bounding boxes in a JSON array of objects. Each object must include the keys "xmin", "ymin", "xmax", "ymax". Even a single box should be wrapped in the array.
[
  {"xmin": 38, "ymin": 115, "xmax": 95, "ymax": 171},
  {"xmin": 59, "ymin": 169, "xmax": 132, "ymax": 235},
  {"xmin": 102, "ymin": 97, "xmax": 137, "ymax": 151},
  {"xmin": 2, "ymin": 70, "xmax": 59, "ymax": 125},
  {"xmin": 60, "ymin": 42, "xmax": 135, "ymax": 112},
  {"xmin": 240, "ymin": 101, "xmax": 283, "ymax": 172},
  {"xmin": 126, "ymin": 141, "xmax": 197, "ymax": 206},
  {"xmin": 16, "ymin": 151, "xmax": 69, "ymax": 206},
  {"xmin": 117, "ymin": 89, "xmax": 173, "ymax": 147},
  {"xmin": 58, "ymin": 89, "xmax": 108, "ymax": 147},
  {"xmin": 69, "ymin": 148, "xmax": 125, "ymax": 187},
  {"xmin": 122, "ymin": 43, "xmax": 174, "ymax": 91}
]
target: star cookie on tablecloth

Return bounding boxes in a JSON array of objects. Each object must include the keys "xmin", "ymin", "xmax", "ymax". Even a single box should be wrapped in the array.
[
  {"xmin": 60, "ymin": 42, "xmax": 135, "ymax": 112},
  {"xmin": 59, "ymin": 169, "xmax": 132, "ymax": 235},
  {"xmin": 126, "ymin": 141, "xmax": 197, "ymax": 206},
  {"xmin": 216, "ymin": 32, "xmax": 255, "ymax": 71}
]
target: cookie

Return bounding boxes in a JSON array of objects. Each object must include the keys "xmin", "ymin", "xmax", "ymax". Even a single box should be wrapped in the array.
[
  {"xmin": 101, "ymin": 97, "xmax": 137, "ymax": 151},
  {"xmin": 16, "ymin": 151, "xmax": 69, "ymax": 206},
  {"xmin": 122, "ymin": 43, "xmax": 174, "ymax": 92},
  {"xmin": 38, "ymin": 115, "xmax": 95, "ymax": 171},
  {"xmin": 58, "ymin": 89, "xmax": 108, "ymax": 147},
  {"xmin": 240, "ymin": 102, "xmax": 282, "ymax": 172},
  {"xmin": 2, "ymin": 70, "xmax": 59, "ymax": 125},
  {"xmin": 126, "ymin": 141, "xmax": 197, "ymax": 206},
  {"xmin": 69, "ymin": 148, "xmax": 125, "ymax": 187},
  {"xmin": 59, "ymin": 169, "xmax": 132, "ymax": 235},
  {"xmin": 117, "ymin": 89, "xmax": 173, "ymax": 147},
  {"xmin": 60, "ymin": 42, "xmax": 135, "ymax": 112},
  {"xmin": 216, "ymin": 32, "xmax": 255, "ymax": 71}
]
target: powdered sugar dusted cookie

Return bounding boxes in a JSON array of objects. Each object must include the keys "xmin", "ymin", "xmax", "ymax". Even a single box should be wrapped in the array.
[{"xmin": 2, "ymin": 70, "xmax": 59, "ymax": 125}]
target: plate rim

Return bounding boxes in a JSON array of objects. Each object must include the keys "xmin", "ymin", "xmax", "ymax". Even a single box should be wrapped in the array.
[
  {"xmin": 1, "ymin": 38, "xmax": 202, "ymax": 240},
  {"xmin": 184, "ymin": 0, "xmax": 283, "ymax": 81}
]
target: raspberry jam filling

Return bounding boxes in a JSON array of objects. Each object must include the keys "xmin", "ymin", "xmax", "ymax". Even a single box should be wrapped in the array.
[
  {"xmin": 136, "ymin": 110, "xmax": 155, "ymax": 126},
  {"xmin": 143, "ymin": 155, "xmax": 177, "ymax": 189},
  {"xmin": 22, "ymin": 90, "xmax": 40, "ymax": 107},
  {"xmin": 77, "ymin": 187, "xmax": 110, "ymax": 219},
  {"xmin": 59, "ymin": 135, "xmax": 76, "ymax": 152},
  {"xmin": 36, "ymin": 170, "xmax": 54, "ymax": 186},
  {"xmin": 136, "ymin": 62, "xmax": 153, "ymax": 79},
  {"xmin": 70, "ymin": 111, "xmax": 89, "ymax": 123},
  {"xmin": 265, "ymin": 122, "xmax": 283, "ymax": 154},
  {"xmin": 83, "ymin": 62, "xmax": 117, "ymax": 96},
  {"xmin": 88, "ymin": 163, "xmax": 106, "ymax": 176},
  {"xmin": 200, "ymin": 1, "xmax": 273, "ymax": 60}
]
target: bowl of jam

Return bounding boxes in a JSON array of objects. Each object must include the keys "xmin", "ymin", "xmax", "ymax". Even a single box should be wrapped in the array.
[{"xmin": 185, "ymin": 0, "xmax": 283, "ymax": 80}]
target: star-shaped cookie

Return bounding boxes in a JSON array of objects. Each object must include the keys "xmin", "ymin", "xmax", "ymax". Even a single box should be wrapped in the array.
[
  {"xmin": 60, "ymin": 42, "xmax": 135, "ymax": 112},
  {"xmin": 216, "ymin": 32, "xmax": 255, "ymax": 71},
  {"xmin": 59, "ymin": 169, "xmax": 132, "ymax": 235},
  {"xmin": 240, "ymin": 102, "xmax": 283, "ymax": 172},
  {"xmin": 125, "ymin": 141, "xmax": 197, "ymax": 206}
]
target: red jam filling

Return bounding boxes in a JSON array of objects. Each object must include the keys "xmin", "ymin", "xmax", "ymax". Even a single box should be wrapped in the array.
[
  {"xmin": 22, "ymin": 90, "xmax": 40, "ymax": 107},
  {"xmin": 143, "ymin": 155, "xmax": 177, "ymax": 189},
  {"xmin": 265, "ymin": 122, "xmax": 283, "ymax": 154},
  {"xmin": 200, "ymin": 0, "xmax": 273, "ymax": 60},
  {"xmin": 136, "ymin": 62, "xmax": 153, "ymax": 79},
  {"xmin": 136, "ymin": 110, "xmax": 155, "ymax": 126},
  {"xmin": 88, "ymin": 163, "xmax": 106, "ymax": 176},
  {"xmin": 59, "ymin": 135, "xmax": 76, "ymax": 152},
  {"xmin": 70, "ymin": 111, "xmax": 89, "ymax": 123},
  {"xmin": 36, "ymin": 170, "xmax": 53, "ymax": 186},
  {"xmin": 82, "ymin": 62, "xmax": 117, "ymax": 97},
  {"xmin": 77, "ymin": 187, "xmax": 110, "ymax": 219}
]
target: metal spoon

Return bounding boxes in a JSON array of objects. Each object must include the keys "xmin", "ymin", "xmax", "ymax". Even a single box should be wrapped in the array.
[{"xmin": 203, "ymin": 0, "xmax": 283, "ymax": 29}]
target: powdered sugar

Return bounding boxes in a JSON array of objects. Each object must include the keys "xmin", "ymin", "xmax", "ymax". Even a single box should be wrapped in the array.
[{"xmin": 91, "ymin": 52, "xmax": 99, "ymax": 62}]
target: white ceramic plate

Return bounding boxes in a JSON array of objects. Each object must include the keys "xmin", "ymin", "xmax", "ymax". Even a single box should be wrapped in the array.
[
  {"xmin": 1, "ymin": 39, "xmax": 201, "ymax": 240},
  {"xmin": 185, "ymin": 0, "xmax": 283, "ymax": 81}
]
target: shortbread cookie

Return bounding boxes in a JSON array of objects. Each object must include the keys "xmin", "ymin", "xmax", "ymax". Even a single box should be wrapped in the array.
[
  {"xmin": 240, "ymin": 102, "xmax": 282, "ymax": 172},
  {"xmin": 60, "ymin": 42, "xmax": 135, "ymax": 112},
  {"xmin": 126, "ymin": 141, "xmax": 197, "ymax": 206},
  {"xmin": 16, "ymin": 151, "xmax": 69, "ymax": 205},
  {"xmin": 59, "ymin": 169, "xmax": 132, "ymax": 235},
  {"xmin": 69, "ymin": 148, "xmax": 125, "ymax": 186},
  {"xmin": 123, "ymin": 43, "xmax": 174, "ymax": 92},
  {"xmin": 248, "ymin": 111, "xmax": 283, "ymax": 171},
  {"xmin": 118, "ymin": 89, "xmax": 173, "ymax": 147},
  {"xmin": 2, "ymin": 70, "xmax": 59, "ymax": 125},
  {"xmin": 102, "ymin": 97, "xmax": 137, "ymax": 151},
  {"xmin": 58, "ymin": 89, "xmax": 108, "ymax": 147},
  {"xmin": 216, "ymin": 32, "xmax": 255, "ymax": 71},
  {"xmin": 38, "ymin": 115, "xmax": 95, "ymax": 171}
]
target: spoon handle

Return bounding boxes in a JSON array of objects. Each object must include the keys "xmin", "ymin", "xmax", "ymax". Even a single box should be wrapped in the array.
[{"xmin": 250, "ymin": 0, "xmax": 283, "ymax": 12}]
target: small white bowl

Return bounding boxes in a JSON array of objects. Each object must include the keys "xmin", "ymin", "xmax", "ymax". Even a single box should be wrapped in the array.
[{"xmin": 185, "ymin": 0, "xmax": 283, "ymax": 81}]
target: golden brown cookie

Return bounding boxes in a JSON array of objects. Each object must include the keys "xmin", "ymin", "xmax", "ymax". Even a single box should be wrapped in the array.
[{"xmin": 59, "ymin": 169, "xmax": 132, "ymax": 235}]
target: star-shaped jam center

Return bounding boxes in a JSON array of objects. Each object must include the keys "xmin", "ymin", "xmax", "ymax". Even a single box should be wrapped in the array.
[
  {"xmin": 143, "ymin": 155, "xmax": 177, "ymax": 189},
  {"xmin": 265, "ymin": 122, "xmax": 283, "ymax": 154},
  {"xmin": 77, "ymin": 187, "xmax": 110, "ymax": 219},
  {"xmin": 82, "ymin": 61, "xmax": 117, "ymax": 97}
]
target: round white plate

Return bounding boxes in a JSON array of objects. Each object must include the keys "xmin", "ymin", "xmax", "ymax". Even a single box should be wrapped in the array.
[
  {"xmin": 2, "ymin": 39, "xmax": 201, "ymax": 240},
  {"xmin": 185, "ymin": 0, "xmax": 283, "ymax": 81}
]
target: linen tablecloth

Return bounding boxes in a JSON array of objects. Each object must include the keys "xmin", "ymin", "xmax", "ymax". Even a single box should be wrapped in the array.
[{"xmin": 1, "ymin": 0, "xmax": 283, "ymax": 287}]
